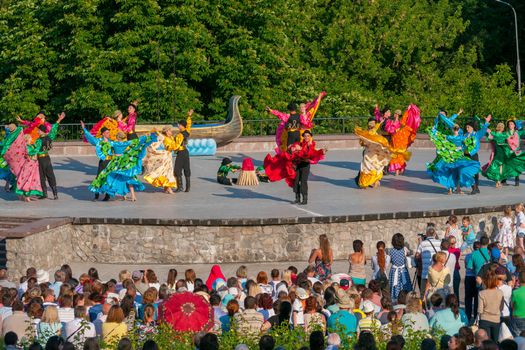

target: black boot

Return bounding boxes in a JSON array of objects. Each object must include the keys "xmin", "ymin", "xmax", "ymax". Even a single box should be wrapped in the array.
[
  {"xmin": 102, "ymin": 194, "xmax": 110, "ymax": 201},
  {"xmin": 470, "ymin": 185, "xmax": 480, "ymax": 195},
  {"xmin": 175, "ymin": 176, "xmax": 183, "ymax": 192},
  {"xmin": 184, "ymin": 176, "xmax": 190, "ymax": 192},
  {"xmin": 39, "ymin": 188, "xmax": 47, "ymax": 199},
  {"xmin": 515, "ymin": 176, "xmax": 520, "ymax": 186},
  {"xmin": 300, "ymin": 194, "xmax": 308, "ymax": 205},
  {"xmin": 502, "ymin": 179, "xmax": 509, "ymax": 186},
  {"xmin": 93, "ymin": 193, "xmax": 99, "ymax": 201},
  {"xmin": 51, "ymin": 186, "xmax": 58, "ymax": 200},
  {"xmin": 293, "ymin": 192, "xmax": 301, "ymax": 204}
]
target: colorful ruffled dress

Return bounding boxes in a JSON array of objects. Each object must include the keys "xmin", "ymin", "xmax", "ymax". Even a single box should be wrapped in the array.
[
  {"xmin": 143, "ymin": 133, "xmax": 178, "ymax": 189},
  {"xmin": 264, "ymin": 140, "xmax": 325, "ymax": 187},
  {"xmin": 0, "ymin": 127, "xmax": 43, "ymax": 197},
  {"xmin": 20, "ymin": 117, "xmax": 52, "ymax": 144},
  {"xmin": 355, "ymin": 123, "xmax": 395, "ymax": 188},
  {"xmin": 388, "ymin": 104, "xmax": 421, "ymax": 173},
  {"xmin": 87, "ymin": 117, "xmax": 120, "ymax": 141},
  {"xmin": 426, "ymin": 127, "xmax": 480, "ymax": 190},
  {"xmin": 482, "ymin": 131, "xmax": 509, "ymax": 182},
  {"xmin": 89, "ymin": 133, "xmax": 157, "ymax": 197},
  {"xmin": 270, "ymin": 92, "xmax": 326, "ymax": 154}
]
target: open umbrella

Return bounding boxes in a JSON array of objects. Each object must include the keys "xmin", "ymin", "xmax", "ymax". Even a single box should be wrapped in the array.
[{"xmin": 160, "ymin": 292, "xmax": 213, "ymax": 332}]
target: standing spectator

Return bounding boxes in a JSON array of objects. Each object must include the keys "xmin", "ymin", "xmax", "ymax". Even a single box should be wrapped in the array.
[
  {"xmin": 37, "ymin": 306, "xmax": 62, "ymax": 345},
  {"xmin": 268, "ymin": 269, "xmax": 282, "ymax": 299},
  {"xmin": 429, "ymin": 294, "xmax": 466, "ymax": 336},
  {"xmin": 440, "ymin": 240, "xmax": 457, "ymax": 291},
  {"xmin": 102, "ymin": 305, "xmax": 128, "ymax": 344},
  {"xmin": 498, "ymin": 206, "xmax": 515, "ymax": 257},
  {"xmin": 460, "ymin": 216, "xmax": 476, "ymax": 252},
  {"xmin": 497, "ymin": 267, "xmax": 513, "ymax": 330},
  {"xmin": 308, "ymin": 234, "xmax": 333, "ymax": 281},
  {"xmin": 465, "ymin": 241, "xmax": 481, "ymax": 323},
  {"xmin": 416, "ymin": 226, "xmax": 441, "ymax": 295},
  {"xmin": 371, "ymin": 241, "xmax": 390, "ymax": 282},
  {"xmin": 424, "ymin": 252, "xmax": 451, "ymax": 303},
  {"xmin": 64, "ymin": 306, "xmax": 96, "ymax": 348},
  {"xmin": 349, "ymin": 240, "xmax": 366, "ymax": 285},
  {"xmin": 2, "ymin": 300, "xmax": 30, "ymax": 340},
  {"xmin": 234, "ymin": 296, "xmax": 264, "ymax": 336},
  {"xmin": 448, "ymin": 236, "xmax": 462, "ymax": 298},
  {"xmin": 511, "ymin": 253, "xmax": 525, "ymax": 287},
  {"xmin": 512, "ymin": 271, "xmax": 525, "ymax": 335},
  {"xmin": 389, "ymin": 233, "xmax": 412, "ymax": 302},
  {"xmin": 467, "ymin": 236, "xmax": 491, "ymax": 278},
  {"xmin": 515, "ymin": 203, "xmax": 525, "ymax": 250},
  {"xmin": 478, "ymin": 271, "xmax": 503, "ymax": 342},
  {"xmin": 445, "ymin": 215, "xmax": 463, "ymax": 246},
  {"xmin": 185, "ymin": 269, "xmax": 196, "ymax": 292}
]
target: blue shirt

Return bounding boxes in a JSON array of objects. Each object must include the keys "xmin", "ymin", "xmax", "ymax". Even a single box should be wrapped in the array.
[
  {"xmin": 327, "ymin": 310, "xmax": 357, "ymax": 335},
  {"xmin": 88, "ymin": 304, "xmax": 103, "ymax": 322},
  {"xmin": 429, "ymin": 308, "xmax": 466, "ymax": 336}
]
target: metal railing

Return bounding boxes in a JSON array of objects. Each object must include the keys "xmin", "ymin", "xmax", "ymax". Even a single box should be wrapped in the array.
[{"xmin": 52, "ymin": 116, "xmax": 497, "ymax": 141}]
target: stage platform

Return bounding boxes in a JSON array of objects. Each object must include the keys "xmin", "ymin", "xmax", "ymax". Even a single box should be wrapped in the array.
[{"xmin": 0, "ymin": 149, "xmax": 521, "ymax": 222}]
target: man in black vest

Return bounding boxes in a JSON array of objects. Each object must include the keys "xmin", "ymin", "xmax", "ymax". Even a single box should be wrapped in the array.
[
  {"xmin": 173, "ymin": 109, "xmax": 193, "ymax": 192},
  {"xmin": 285, "ymin": 103, "xmax": 302, "ymax": 148}
]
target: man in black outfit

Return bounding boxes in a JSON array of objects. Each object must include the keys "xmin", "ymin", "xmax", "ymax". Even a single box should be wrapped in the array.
[
  {"xmin": 174, "ymin": 109, "xmax": 193, "ymax": 192},
  {"xmin": 285, "ymin": 102, "xmax": 302, "ymax": 147}
]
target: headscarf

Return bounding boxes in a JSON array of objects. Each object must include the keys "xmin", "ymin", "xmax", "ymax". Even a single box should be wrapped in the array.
[{"xmin": 206, "ymin": 265, "xmax": 226, "ymax": 290}]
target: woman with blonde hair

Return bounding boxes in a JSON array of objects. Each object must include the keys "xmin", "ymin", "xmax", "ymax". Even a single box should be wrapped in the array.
[
  {"xmin": 102, "ymin": 305, "xmax": 128, "ymax": 344},
  {"xmin": 424, "ymin": 252, "xmax": 451, "ymax": 303},
  {"xmin": 37, "ymin": 306, "xmax": 62, "ymax": 344},
  {"xmin": 400, "ymin": 297, "xmax": 429, "ymax": 335},
  {"xmin": 309, "ymin": 234, "xmax": 333, "ymax": 281},
  {"xmin": 142, "ymin": 126, "xmax": 178, "ymax": 193}
]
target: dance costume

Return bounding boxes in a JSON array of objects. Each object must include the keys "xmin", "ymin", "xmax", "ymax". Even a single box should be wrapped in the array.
[
  {"xmin": 387, "ymin": 105, "xmax": 421, "ymax": 173},
  {"xmin": 89, "ymin": 134, "xmax": 156, "ymax": 197},
  {"xmin": 270, "ymin": 92, "xmax": 326, "ymax": 153},
  {"xmin": 355, "ymin": 123, "xmax": 395, "ymax": 188},
  {"xmin": 0, "ymin": 128, "xmax": 15, "ymax": 190},
  {"xmin": 0, "ymin": 127, "xmax": 43, "ymax": 197},
  {"xmin": 217, "ymin": 158, "xmax": 240, "ymax": 185},
  {"xmin": 173, "ymin": 115, "xmax": 192, "ymax": 192},
  {"xmin": 426, "ymin": 118, "xmax": 480, "ymax": 192},
  {"xmin": 264, "ymin": 139, "xmax": 325, "ymax": 204},
  {"xmin": 88, "ymin": 117, "xmax": 120, "ymax": 141},
  {"xmin": 143, "ymin": 134, "xmax": 178, "ymax": 190},
  {"xmin": 83, "ymin": 127, "xmax": 115, "ymax": 200},
  {"xmin": 32, "ymin": 123, "xmax": 60, "ymax": 199},
  {"xmin": 118, "ymin": 111, "xmax": 138, "ymax": 140}
]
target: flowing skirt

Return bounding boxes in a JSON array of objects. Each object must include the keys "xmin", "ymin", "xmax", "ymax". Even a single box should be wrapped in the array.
[
  {"xmin": 143, "ymin": 144, "xmax": 177, "ymax": 189},
  {"xmin": 355, "ymin": 127, "xmax": 392, "ymax": 188},
  {"xmin": 427, "ymin": 157, "xmax": 480, "ymax": 190}
]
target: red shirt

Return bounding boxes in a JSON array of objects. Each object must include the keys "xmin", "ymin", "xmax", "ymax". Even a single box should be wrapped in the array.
[{"xmin": 449, "ymin": 247, "xmax": 461, "ymax": 270}]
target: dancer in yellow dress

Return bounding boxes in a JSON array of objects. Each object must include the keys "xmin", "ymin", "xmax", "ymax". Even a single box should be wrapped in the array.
[
  {"xmin": 355, "ymin": 118, "xmax": 393, "ymax": 188},
  {"xmin": 143, "ymin": 126, "xmax": 178, "ymax": 194}
]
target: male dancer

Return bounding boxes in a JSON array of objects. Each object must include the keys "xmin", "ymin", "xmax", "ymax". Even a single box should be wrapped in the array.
[
  {"xmin": 81, "ymin": 121, "xmax": 113, "ymax": 201},
  {"xmin": 173, "ymin": 109, "xmax": 193, "ymax": 192},
  {"xmin": 33, "ymin": 112, "xmax": 66, "ymax": 199}
]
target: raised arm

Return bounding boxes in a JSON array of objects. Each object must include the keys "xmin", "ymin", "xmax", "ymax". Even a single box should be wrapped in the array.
[
  {"xmin": 186, "ymin": 109, "xmax": 193, "ymax": 134},
  {"xmin": 266, "ymin": 106, "xmax": 289, "ymax": 122}
]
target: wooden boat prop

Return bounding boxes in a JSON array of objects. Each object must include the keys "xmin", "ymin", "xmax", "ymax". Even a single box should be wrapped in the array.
[{"xmin": 135, "ymin": 95, "xmax": 243, "ymax": 146}]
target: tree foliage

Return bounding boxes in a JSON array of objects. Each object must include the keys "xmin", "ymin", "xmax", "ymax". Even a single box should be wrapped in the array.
[{"xmin": 0, "ymin": 0, "xmax": 523, "ymax": 123}]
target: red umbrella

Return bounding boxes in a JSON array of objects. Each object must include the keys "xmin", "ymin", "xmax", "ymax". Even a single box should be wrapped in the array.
[{"xmin": 160, "ymin": 292, "xmax": 214, "ymax": 332}]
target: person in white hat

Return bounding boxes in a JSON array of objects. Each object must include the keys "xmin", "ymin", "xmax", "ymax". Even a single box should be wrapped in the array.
[
  {"xmin": 292, "ymin": 287, "xmax": 309, "ymax": 328},
  {"xmin": 36, "ymin": 270, "xmax": 50, "ymax": 285},
  {"xmin": 358, "ymin": 300, "xmax": 381, "ymax": 332}
]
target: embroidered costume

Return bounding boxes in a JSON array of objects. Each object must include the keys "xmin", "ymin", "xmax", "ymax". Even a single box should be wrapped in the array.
[
  {"xmin": 143, "ymin": 133, "xmax": 178, "ymax": 190},
  {"xmin": 31, "ymin": 123, "xmax": 61, "ymax": 199},
  {"xmin": 217, "ymin": 158, "xmax": 240, "ymax": 186},
  {"xmin": 387, "ymin": 104, "xmax": 421, "ymax": 174},
  {"xmin": 83, "ymin": 126, "xmax": 115, "ymax": 200},
  {"xmin": 173, "ymin": 114, "xmax": 192, "ymax": 192},
  {"xmin": 19, "ymin": 115, "xmax": 52, "ymax": 143}
]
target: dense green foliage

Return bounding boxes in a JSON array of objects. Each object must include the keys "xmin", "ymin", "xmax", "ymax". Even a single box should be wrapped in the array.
[{"xmin": 0, "ymin": 0, "xmax": 523, "ymax": 123}]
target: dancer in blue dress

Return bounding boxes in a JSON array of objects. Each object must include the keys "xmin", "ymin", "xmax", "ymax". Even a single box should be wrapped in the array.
[
  {"xmin": 389, "ymin": 233, "xmax": 412, "ymax": 302},
  {"xmin": 427, "ymin": 110, "xmax": 487, "ymax": 194},
  {"xmin": 89, "ymin": 131, "xmax": 156, "ymax": 201}
]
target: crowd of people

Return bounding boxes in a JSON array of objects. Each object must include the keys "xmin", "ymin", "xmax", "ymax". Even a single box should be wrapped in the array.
[{"xmin": 0, "ymin": 212, "xmax": 522, "ymax": 350}]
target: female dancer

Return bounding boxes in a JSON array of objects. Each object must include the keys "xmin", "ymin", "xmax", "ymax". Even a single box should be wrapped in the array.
[
  {"xmin": 16, "ymin": 112, "xmax": 52, "ymax": 143},
  {"xmin": 142, "ymin": 127, "xmax": 178, "ymax": 193},
  {"xmin": 387, "ymin": 104, "xmax": 421, "ymax": 175},
  {"xmin": 263, "ymin": 130, "xmax": 326, "ymax": 204},
  {"xmin": 0, "ymin": 124, "xmax": 43, "ymax": 201},
  {"xmin": 266, "ymin": 92, "xmax": 326, "ymax": 153},
  {"xmin": 482, "ymin": 122, "xmax": 509, "ymax": 187},
  {"xmin": 89, "ymin": 131, "xmax": 156, "ymax": 201},
  {"xmin": 118, "ymin": 101, "xmax": 139, "ymax": 140}
]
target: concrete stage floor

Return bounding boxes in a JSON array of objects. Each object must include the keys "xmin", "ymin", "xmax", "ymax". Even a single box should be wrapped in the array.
[{"xmin": 0, "ymin": 149, "xmax": 523, "ymax": 220}]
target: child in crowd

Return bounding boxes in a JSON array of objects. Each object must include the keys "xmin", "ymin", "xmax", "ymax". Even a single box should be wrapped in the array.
[
  {"xmin": 497, "ymin": 206, "xmax": 515, "ymax": 257},
  {"xmin": 460, "ymin": 216, "xmax": 476, "ymax": 252},
  {"xmin": 516, "ymin": 203, "xmax": 525, "ymax": 250}
]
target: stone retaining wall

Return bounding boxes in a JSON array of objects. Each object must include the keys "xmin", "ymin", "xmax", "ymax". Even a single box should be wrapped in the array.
[{"xmin": 5, "ymin": 208, "xmax": 503, "ymax": 279}]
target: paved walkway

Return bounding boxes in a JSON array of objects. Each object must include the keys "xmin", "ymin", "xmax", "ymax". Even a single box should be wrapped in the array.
[{"xmin": 0, "ymin": 149, "xmax": 521, "ymax": 220}]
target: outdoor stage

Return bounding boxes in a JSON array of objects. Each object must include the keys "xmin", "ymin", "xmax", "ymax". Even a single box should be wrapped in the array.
[{"xmin": 0, "ymin": 149, "xmax": 521, "ymax": 220}]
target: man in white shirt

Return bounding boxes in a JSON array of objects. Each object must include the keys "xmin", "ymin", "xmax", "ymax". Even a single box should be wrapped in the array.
[
  {"xmin": 65, "ymin": 306, "xmax": 96, "ymax": 347},
  {"xmin": 440, "ymin": 240, "xmax": 457, "ymax": 290},
  {"xmin": 415, "ymin": 227, "xmax": 441, "ymax": 294}
]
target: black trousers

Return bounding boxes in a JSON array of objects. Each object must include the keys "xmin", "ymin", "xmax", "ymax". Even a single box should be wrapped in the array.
[
  {"xmin": 287, "ymin": 131, "xmax": 301, "ymax": 147},
  {"xmin": 97, "ymin": 159, "xmax": 110, "ymax": 176},
  {"xmin": 174, "ymin": 149, "xmax": 191, "ymax": 177},
  {"xmin": 479, "ymin": 320, "xmax": 500, "ymax": 342},
  {"xmin": 217, "ymin": 176, "xmax": 235, "ymax": 185},
  {"xmin": 293, "ymin": 162, "xmax": 310, "ymax": 196},
  {"xmin": 464, "ymin": 276, "xmax": 478, "ymax": 322},
  {"xmin": 467, "ymin": 153, "xmax": 480, "ymax": 186},
  {"xmin": 38, "ymin": 155, "xmax": 56, "ymax": 193},
  {"xmin": 127, "ymin": 132, "xmax": 138, "ymax": 140}
]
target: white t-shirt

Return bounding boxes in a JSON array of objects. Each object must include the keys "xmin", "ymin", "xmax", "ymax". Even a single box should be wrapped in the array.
[
  {"xmin": 292, "ymin": 299, "xmax": 304, "ymax": 326},
  {"xmin": 498, "ymin": 284, "xmax": 513, "ymax": 317},
  {"xmin": 416, "ymin": 238, "xmax": 442, "ymax": 279},
  {"xmin": 442, "ymin": 251, "xmax": 457, "ymax": 288},
  {"xmin": 516, "ymin": 212, "xmax": 525, "ymax": 234}
]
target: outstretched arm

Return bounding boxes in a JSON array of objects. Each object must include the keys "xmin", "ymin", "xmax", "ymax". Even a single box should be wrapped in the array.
[{"xmin": 266, "ymin": 107, "xmax": 289, "ymax": 122}]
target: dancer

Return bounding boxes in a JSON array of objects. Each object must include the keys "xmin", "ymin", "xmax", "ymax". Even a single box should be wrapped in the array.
[
  {"xmin": 173, "ymin": 109, "xmax": 193, "ymax": 192},
  {"xmin": 88, "ymin": 111, "xmax": 121, "ymax": 141},
  {"xmin": 482, "ymin": 122, "xmax": 510, "ymax": 187},
  {"xmin": 217, "ymin": 157, "xmax": 240, "ymax": 185},
  {"xmin": 355, "ymin": 118, "xmax": 396, "ymax": 188},
  {"xmin": 266, "ymin": 92, "xmax": 326, "ymax": 153},
  {"xmin": 0, "ymin": 127, "xmax": 15, "ymax": 192},
  {"xmin": 437, "ymin": 110, "xmax": 490, "ymax": 194},
  {"xmin": 237, "ymin": 158, "xmax": 259, "ymax": 186},
  {"xmin": 89, "ymin": 131, "xmax": 157, "ymax": 201},
  {"xmin": 117, "ymin": 101, "xmax": 139, "ymax": 140},
  {"xmin": 31, "ymin": 112, "xmax": 66, "ymax": 199},
  {"xmin": 81, "ymin": 121, "xmax": 114, "ymax": 201},
  {"xmin": 387, "ymin": 104, "xmax": 421, "ymax": 175},
  {"xmin": 502, "ymin": 119, "xmax": 525, "ymax": 186},
  {"xmin": 0, "ymin": 124, "xmax": 43, "ymax": 201},
  {"xmin": 16, "ymin": 112, "xmax": 52, "ymax": 143},
  {"xmin": 264, "ymin": 130, "xmax": 326, "ymax": 205},
  {"xmin": 142, "ymin": 127, "xmax": 178, "ymax": 194}
]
